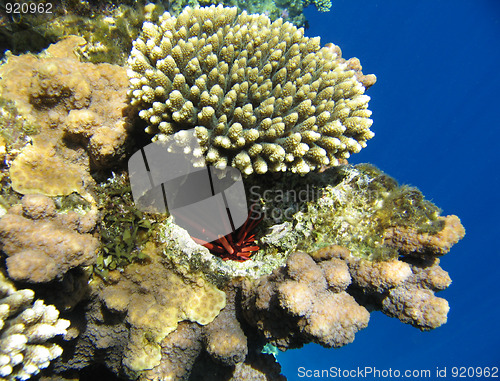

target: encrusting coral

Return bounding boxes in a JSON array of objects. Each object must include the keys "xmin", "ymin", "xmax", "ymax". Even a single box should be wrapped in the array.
[
  {"xmin": 97, "ymin": 242, "xmax": 226, "ymax": 375},
  {"xmin": 54, "ymin": 275, "xmax": 285, "ymax": 381},
  {"xmin": 0, "ymin": 36, "xmax": 132, "ymax": 173},
  {"xmin": 0, "ymin": 195, "xmax": 99, "ymax": 283},
  {"xmin": 383, "ymin": 214, "xmax": 465, "ymax": 256},
  {"xmin": 0, "ymin": 272, "xmax": 69, "ymax": 381},
  {"xmin": 8, "ymin": 138, "xmax": 83, "ymax": 198},
  {"xmin": 128, "ymin": 5, "xmax": 376, "ymax": 175}
]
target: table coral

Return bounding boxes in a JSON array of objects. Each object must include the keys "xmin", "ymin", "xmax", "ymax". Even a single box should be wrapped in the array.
[
  {"xmin": 0, "ymin": 272, "xmax": 69, "ymax": 381},
  {"xmin": 0, "ymin": 195, "xmax": 99, "ymax": 283},
  {"xmin": 128, "ymin": 5, "xmax": 375, "ymax": 175}
]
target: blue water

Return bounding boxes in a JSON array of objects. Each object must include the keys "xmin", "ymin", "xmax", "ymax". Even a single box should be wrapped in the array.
[{"xmin": 280, "ymin": 1, "xmax": 500, "ymax": 380}]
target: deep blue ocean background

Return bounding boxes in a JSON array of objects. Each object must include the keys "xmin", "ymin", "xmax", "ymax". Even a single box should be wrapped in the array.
[{"xmin": 279, "ymin": 1, "xmax": 500, "ymax": 380}]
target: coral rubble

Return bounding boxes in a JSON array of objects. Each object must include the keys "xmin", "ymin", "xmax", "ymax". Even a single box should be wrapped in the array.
[
  {"xmin": 128, "ymin": 5, "xmax": 375, "ymax": 175},
  {"xmin": 0, "ymin": 272, "xmax": 69, "ymax": 380}
]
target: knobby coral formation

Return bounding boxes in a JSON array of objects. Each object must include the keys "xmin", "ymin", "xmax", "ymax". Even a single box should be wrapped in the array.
[
  {"xmin": 128, "ymin": 5, "xmax": 376, "ymax": 175},
  {"xmin": 242, "ymin": 251, "xmax": 370, "ymax": 349},
  {"xmin": 0, "ymin": 36, "xmax": 132, "ymax": 174},
  {"xmin": 0, "ymin": 195, "xmax": 99, "ymax": 283},
  {"xmin": 331, "ymin": 246, "xmax": 453, "ymax": 330},
  {"xmin": 0, "ymin": 272, "xmax": 69, "ymax": 380},
  {"xmin": 241, "ymin": 238, "xmax": 457, "ymax": 355}
]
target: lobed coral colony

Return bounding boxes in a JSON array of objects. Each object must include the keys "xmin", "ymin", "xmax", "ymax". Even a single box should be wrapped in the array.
[{"xmin": 0, "ymin": 3, "xmax": 465, "ymax": 381}]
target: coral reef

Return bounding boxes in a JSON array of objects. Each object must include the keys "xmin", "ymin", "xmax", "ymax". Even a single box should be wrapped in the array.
[
  {"xmin": 11, "ymin": 161, "xmax": 462, "ymax": 380},
  {"xmin": 128, "ymin": 5, "xmax": 375, "ymax": 175},
  {"xmin": 54, "ymin": 274, "xmax": 285, "ymax": 380},
  {"xmin": 0, "ymin": 272, "xmax": 69, "ymax": 380},
  {"xmin": 0, "ymin": 36, "xmax": 132, "ymax": 172},
  {"xmin": 97, "ymin": 242, "xmax": 226, "ymax": 375},
  {"xmin": 0, "ymin": 195, "xmax": 99, "ymax": 283},
  {"xmin": 248, "ymin": 164, "xmax": 461, "ymax": 261},
  {"xmin": 0, "ymin": 4, "xmax": 468, "ymax": 381},
  {"xmin": 153, "ymin": 164, "xmax": 464, "ymax": 288},
  {"xmin": 0, "ymin": 1, "xmax": 155, "ymax": 65},
  {"xmin": 241, "ymin": 240, "xmax": 456, "ymax": 355},
  {"xmin": 241, "ymin": 251, "xmax": 370, "ymax": 349}
]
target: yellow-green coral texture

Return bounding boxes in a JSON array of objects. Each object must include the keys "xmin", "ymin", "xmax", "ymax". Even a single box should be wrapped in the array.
[
  {"xmin": 99, "ymin": 243, "xmax": 226, "ymax": 372},
  {"xmin": 128, "ymin": 5, "xmax": 375, "ymax": 175}
]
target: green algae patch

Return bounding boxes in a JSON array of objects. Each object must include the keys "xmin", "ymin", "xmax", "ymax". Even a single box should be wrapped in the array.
[{"xmin": 94, "ymin": 171, "xmax": 163, "ymax": 280}]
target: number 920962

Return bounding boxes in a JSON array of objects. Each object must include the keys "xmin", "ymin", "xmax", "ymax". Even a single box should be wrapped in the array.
[{"xmin": 5, "ymin": 2, "xmax": 53, "ymax": 14}]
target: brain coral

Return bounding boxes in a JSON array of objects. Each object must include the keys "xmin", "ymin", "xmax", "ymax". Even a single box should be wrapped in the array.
[{"xmin": 128, "ymin": 5, "xmax": 376, "ymax": 175}]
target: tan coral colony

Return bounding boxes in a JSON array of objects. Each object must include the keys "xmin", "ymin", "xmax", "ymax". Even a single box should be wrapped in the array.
[{"xmin": 128, "ymin": 5, "xmax": 376, "ymax": 175}]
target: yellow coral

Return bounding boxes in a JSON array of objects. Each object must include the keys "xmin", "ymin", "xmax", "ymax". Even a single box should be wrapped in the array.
[
  {"xmin": 0, "ymin": 36, "xmax": 130, "ymax": 170},
  {"xmin": 9, "ymin": 139, "xmax": 83, "ymax": 197},
  {"xmin": 128, "ymin": 5, "xmax": 376, "ymax": 175},
  {"xmin": 99, "ymin": 243, "xmax": 226, "ymax": 372}
]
